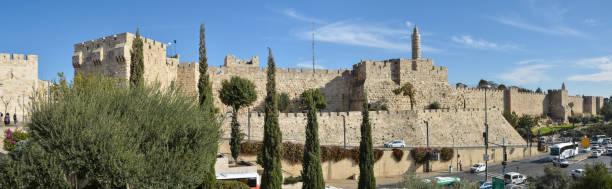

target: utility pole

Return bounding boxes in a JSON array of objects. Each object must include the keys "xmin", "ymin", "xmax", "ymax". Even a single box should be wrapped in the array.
[
  {"xmin": 341, "ymin": 115, "xmax": 347, "ymax": 149},
  {"xmin": 247, "ymin": 107, "xmax": 251, "ymax": 141},
  {"xmin": 483, "ymin": 85, "xmax": 491, "ymax": 181},
  {"xmin": 425, "ymin": 120, "xmax": 430, "ymax": 172}
]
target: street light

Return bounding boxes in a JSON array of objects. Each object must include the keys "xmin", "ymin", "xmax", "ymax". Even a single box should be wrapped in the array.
[
  {"xmin": 424, "ymin": 120, "xmax": 430, "ymax": 172},
  {"xmin": 341, "ymin": 115, "xmax": 347, "ymax": 149},
  {"xmin": 482, "ymin": 84, "xmax": 491, "ymax": 181}
]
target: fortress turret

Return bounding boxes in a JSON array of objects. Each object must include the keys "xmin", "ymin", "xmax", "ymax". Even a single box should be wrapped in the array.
[{"xmin": 411, "ymin": 26, "xmax": 421, "ymax": 59}]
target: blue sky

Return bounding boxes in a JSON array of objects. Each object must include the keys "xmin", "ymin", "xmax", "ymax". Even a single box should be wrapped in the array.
[{"xmin": 1, "ymin": 0, "xmax": 611, "ymax": 97}]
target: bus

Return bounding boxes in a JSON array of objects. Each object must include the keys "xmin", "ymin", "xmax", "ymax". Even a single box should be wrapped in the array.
[
  {"xmin": 550, "ymin": 142, "xmax": 578, "ymax": 159},
  {"xmin": 216, "ymin": 171, "xmax": 260, "ymax": 189}
]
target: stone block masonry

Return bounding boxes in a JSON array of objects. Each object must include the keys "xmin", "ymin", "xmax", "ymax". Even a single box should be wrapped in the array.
[
  {"xmin": 220, "ymin": 108, "xmax": 526, "ymax": 147},
  {"xmin": 0, "ymin": 53, "xmax": 49, "ymax": 122}
]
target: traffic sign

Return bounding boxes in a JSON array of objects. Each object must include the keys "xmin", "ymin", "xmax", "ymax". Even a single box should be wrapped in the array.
[{"xmin": 581, "ymin": 138, "xmax": 590, "ymax": 148}]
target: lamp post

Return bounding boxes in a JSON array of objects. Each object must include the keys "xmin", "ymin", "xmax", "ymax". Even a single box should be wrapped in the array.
[
  {"xmin": 341, "ymin": 115, "xmax": 346, "ymax": 149},
  {"xmin": 425, "ymin": 120, "xmax": 430, "ymax": 172},
  {"xmin": 247, "ymin": 107, "xmax": 251, "ymax": 141},
  {"xmin": 483, "ymin": 84, "xmax": 491, "ymax": 181}
]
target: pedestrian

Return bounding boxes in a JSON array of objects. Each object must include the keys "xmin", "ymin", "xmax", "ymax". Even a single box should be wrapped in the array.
[
  {"xmin": 13, "ymin": 114, "xmax": 17, "ymax": 125},
  {"xmin": 4, "ymin": 113, "xmax": 10, "ymax": 125},
  {"xmin": 459, "ymin": 160, "xmax": 462, "ymax": 171},
  {"xmin": 1, "ymin": 112, "xmax": 3, "ymax": 118}
]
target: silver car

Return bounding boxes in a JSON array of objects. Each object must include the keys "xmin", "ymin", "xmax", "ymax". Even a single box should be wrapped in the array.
[{"xmin": 384, "ymin": 140, "xmax": 406, "ymax": 148}]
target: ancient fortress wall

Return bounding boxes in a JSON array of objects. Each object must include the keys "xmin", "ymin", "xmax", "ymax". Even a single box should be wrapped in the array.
[
  {"xmin": 73, "ymin": 33, "xmax": 177, "ymax": 89},
  {"xmin": 596, "ymin": 97, "xmax": 605, "ymax": 113},
  {"xmin": 583, "ymin": 96, "xmax": 597, "ymax": 115},
  {"xmin": 221, "ymin": 108, "xmax": 525, "ymax": 147},
  {"xmin": 504, "ymin": 88, "xmax": 548, "ymax": 116},
  {"xmin": 568, "ymin": 96, "xmax": 584, "ymax": 115},
  {"xmin": 0, "ymin": 53, "xmax": 45, "ymax": 121}
]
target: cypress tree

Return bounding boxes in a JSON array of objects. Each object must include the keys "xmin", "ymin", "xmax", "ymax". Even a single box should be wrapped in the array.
[
  {"xmin": 301, "ymin": 94, "xmax": 325, "ymax": 189},
  {"xmin": 358, "ymin": 97, "xmax": 376, "ymax": 189},
  {"xmin": 260, "ymin": 48, "xmax": 283, "ymax": 189},
  {"xmin": 129, "ymin": 28, "xmax": 144, "ymax": 87},
  {"xmin": 198, "ymin": 24, "xmax": 215, "ymax": 113},
  {"xmin": 198, "ymin": 23, "xmax": 218, "ymax": 189}
]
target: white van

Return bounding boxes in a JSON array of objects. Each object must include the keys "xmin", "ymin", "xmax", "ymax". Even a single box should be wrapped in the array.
[{"xmin": 504, "ymin": 172, "xmax": 526, "ymax": 185}]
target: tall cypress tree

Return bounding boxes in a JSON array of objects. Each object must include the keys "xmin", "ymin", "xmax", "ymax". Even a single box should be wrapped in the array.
[
  {"xmin": 301, "ymin": 93, "xmax": 325, "ymax": 189},
  {"xmin": 129, "ymin": 28, "xmax": 144, "ymax": 87},
  {"xmin": 197, "ymin": 23, "xmax": 218, "ymax": 189},
  {"xmin": 260, "ymin": 48, "xmax": 283, "ymax": 189},
  {"xmin": 358, "ymin": 96, "xmax": 376, "ymax": 189}
]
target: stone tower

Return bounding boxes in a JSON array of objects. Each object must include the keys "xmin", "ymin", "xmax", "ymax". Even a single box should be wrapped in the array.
[{"xmin": 411, "ymin": 26, "xmax": 421, "ymax": 59}]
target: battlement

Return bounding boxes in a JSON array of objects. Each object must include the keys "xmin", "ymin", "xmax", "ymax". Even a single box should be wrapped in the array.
[
  {"xmin": 178, "ymin": 62, "xmax": 198, "ymax": 70},
  {"xmin": 244, "ymin": 108, "xmax": 501, "ymax": 119},
  {"xmin": 0, "ymin": 53, "xmax": 38, "ymax": 66},
  {"xmin": 224, "ymin": 55, "xmax": 258, "ymax": 67},
  {"xmin": 455, "ymin": 87, "xmax": 504, "ymax": 94}
]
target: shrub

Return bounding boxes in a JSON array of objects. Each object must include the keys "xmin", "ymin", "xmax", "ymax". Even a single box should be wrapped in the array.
[
  {"xmin": 428, "ymin": 101, "xmax": 441, "ymax": 109},
  {"xmin": 278, "ymin": 92, "xmax": 291, "ymax": 112},
  {"xmin": 282, "ymin": 142, "xmax": 304, "ymax": 164},
  {"xmin": 3, "ymin": 129, "xmax": 29, "ymax": 152},
  {"xmin": 283, "ymin": 175, "xmax": 302, "ymax": 185},
  {"xmin": 410, "ymin": 147, "xmax": 437, "ymax": 164},
  {"xmin": 216, "ymin": 180, "xmax": 249, "ymax": 189},
  {"xmin": 374, "ymin": 149, "xmax": 384, "ymax": 162},
  {"xmin": 392, "ymin": 148, "xmax": 404, "ymax": 162},
  {"xmin": 380, "ymin": 104, "xmax": 389, "ymax": 111},
  {"xmin": 242, "ymin": 142, "xmax": 383, "ymax": 164},
  {"xmin": 240, "ymin": 141, "xmax": 262, "ymax": 155},
  {"xmin": 440, "ymin": 147, "xmax": 453, "ymax": 161}
]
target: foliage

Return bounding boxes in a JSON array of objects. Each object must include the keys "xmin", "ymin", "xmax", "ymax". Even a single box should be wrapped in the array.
[
  {"xmin": 277, "ymin": 92, "xmax": 291, "ymax": 112},
  {"xmin": 517, "ymin": 87, "xmax": 534, "ymax": 93},
  {"xmin": 455, "ymin": 83, "xmax": 467, "ymax": 88},
  {"xmin": 300, "ymin": 89, "xmax": 327, "ymax": 111},
  {"xmin": 497, "ymin": 84, "xmax": 507, "ymax": 90},
  {"xmin": 428, "ymin": 101, "xmax": 441, "ymax": 109},
  {"xmin": 301, "ymin": 93, "xmax": 325, "ymax": 189},
  {"xmin": 573, "ymin": 163, "xmax": 612, "ymax": 189},
  {"xmin": 358, "ymin": 99, "xmax": 376, "ymax": 189},
  {"xmin": 260, "ymin": 48, "xmax": 283, "ymax": 189},
  {"xmin": 439, "ymin": 147, "xmax": 453, "ymax": 161},
  {"xmin": 534, "ymin": 165, "xmax": 571, "ymax": 189},
  {"xmin": 230, "ymin": 114, "xmax": 244, "ymax": 162},
  {"xmin": 283, "ymin": 175, "xmax": 302, "ymax": 185},
  {"xmin": 219, "ymin": 76, "xmax": 256, "ymax": 162},
  {"xmin": 410, "ymin": 147, "xmax": 438, "ymax": 164},
  {"xmin": 3, "ymin": 129, "xmax": 29, "ymax": 152},
  {"xmin": 198, "ymin": 24, "xmax": 215, "ymax": 114},
  {"xmin": 504, "ymin": 111, "xmax": 539, "ymax": 139},
  {"xmin": 215, "ymin": 180, "xmax": 250, "ymax": 189},
  {"xmin": 535, "ymin": 87, "xmax": 543, "ymax": 93},
  {"xmin": 393, "ymin": 82, "xmax": 416, "ymax": 110},
  {"xmin": 379, "ymin": 104, "xmax": 389, "ymax": 111},
  {"xmin": 242, "ymin": 141, "xmax": 383, "ymax": 165},
  {"xmin": 129, "ymin": 28, "xmax": 144, "ymax": 87},
  {"xmin": 601, "ymin": 100, "xmax": 612, "ymax": 121},
  {"xmin": 0, "ymin": 74, "xmax": 220, "ymax": 188},
  {"xmin": 392, "ymin": 148, "xmax": 404, "ymax": 162}
]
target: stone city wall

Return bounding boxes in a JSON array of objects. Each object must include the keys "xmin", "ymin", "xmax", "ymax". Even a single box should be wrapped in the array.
[
  {"xmin": 504, "ymin": 88, "xmax": 548, "ymax": 116},
  {"xmin": 596, "ymin": 97, "xmax": 605, "ymax": 114},
  {"xmin": 568, "ymin": 96, "xmax": 584, "ymax": 115},
  {"xmin": 220, "ymin": 108, "xmax": 526, "ymax": 147},
  {"xmin": 583, "ymin": 96, "xmax": 596, "ymax": 115},
  {"xmin": 0, "ymin": 53, "xmax": 45, "ymax": 122}
]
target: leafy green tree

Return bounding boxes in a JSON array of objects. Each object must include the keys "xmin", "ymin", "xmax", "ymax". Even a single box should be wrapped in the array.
[
  {"xmin": 260, "ymin": 48, "xmax": 283, "ymax": 189},
  {"xmin": 358, "ymin": 97, "xmax": 376, "ymax": 189},
  {"xmin": 197, "ymin": 23, "xmax": 218, "ymax": 188},
  {"xmin": 573, "ymin": 163, "xmax": 612, "ymax": 189},
  {"xmin": 0, "ymin": 74, "xmax": 220, "ymax": 188},
  {"xmin": 393, "ymin": 82, "xmax": 416, "ymax": 110},
  {"xmin": 301, "ymin": 94, "xmax": 325, "ymax": 189},
  {"xmin": 535, "ymin": 165, "xmax": 571, "ymax": 189},
  {"xmin": 129, "ymin": 28, "xmax": 144, "ymax": 87},
  {"xmin": 497, "ymin": 84, "xmax": 507, "ymax": 90},
  {"xmin": 536, "ymin": 87, "xmax": 543, "ymax": 93},
  {"xmin": 278, "ymin": 92, "xmax": 291, "ymax": 112},
  {"xmin": 503, "ymin": 111, "xmax": 519, "ymax": 127},
  {"xmin": 601, "ymin": 99, "xmax": 612, "ymax": 121},
  {"xmin": 219, "ymin": 76, "xmax": 257, "ymax": 162},
  {"xmin": 300, "ymin": 89, "xmax": 327, "ymax": 111}
]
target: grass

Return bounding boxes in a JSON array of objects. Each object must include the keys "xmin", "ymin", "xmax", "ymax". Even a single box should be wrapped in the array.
[{"xmin": 533, "ymin": 123, "xmax": 596, "ymax": 136}]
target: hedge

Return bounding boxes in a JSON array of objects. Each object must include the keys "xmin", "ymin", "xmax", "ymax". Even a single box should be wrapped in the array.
[
  {"xmin": 440, "ymin": 147, "xmax": 454, "ymax": 161},
  {"xmin": 392, "ymin": 148, "xmax": 404, "ymax": 162},
  {"xmin": 241, "ymin": 141, "xmax": 383, "ymax": 164},
  {"xmin": 216, "ymin": 180, "xmax": 249, "ymax": 189}
]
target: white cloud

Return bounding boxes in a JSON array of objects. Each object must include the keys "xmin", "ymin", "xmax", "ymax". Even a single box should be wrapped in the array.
[
  {"xmin": 296, "ymin": 61, "xmax": 325, "ymax": 69},
  {"xmin": 515, "ymin": 59, "xmax": 543, "ymax": 65},
  {"xmin": 490, "ymin": 16, "xmax": 585, "ymax": 37},
  {"xmin": 451, "ymin": 35, "xmax": 519, "ymax": 51},
  {"xmin": 498, "ymin": 64, "xmax": 553, "ymax": 85},
  {"xmin": 405, "ymin": 21, "xmax": 413, "ymax": 28},
  {"xmin": 282, "ymin": 9, "xmax": 324, "ymax": 24},
  {"xmin": 568, "ymin": 56, "xmax": 612, "ymax": 82},
  {"xmin": 584, "ymin": 18, "xmax": 599, "ymax": 26}
]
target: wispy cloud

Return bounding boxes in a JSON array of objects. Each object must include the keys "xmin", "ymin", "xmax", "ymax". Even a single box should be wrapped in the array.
[
  {"xmin": 405, "ymin": 21, "xmax": 413, "ymax": 28},
  {"xmin": 283, "ymin": 9, "xmax": 440, "ymax": 53},
  {"xmin": 451, "ymin": 35, "xmax": 519, "ymax": 51},
  {"xmin": 489, "ymin": 16, "xmax": 585, "ymax": 37},
  {"xmin": 584, "ymin": 18, "xmax": 599, "ymax": 26},
  {"xmin": 282, "ymin": 9, "xmax": 325, "ymax": 24},
  {"xmin": 498, "ymin": 64, "xmax": 553, "ymax": 85},
  {"xmin": 515, "ymin": 59, "xmax": 544, "ymax": 65},
  {"xmin": 568, "ymin": 56, "xmax": 612, "ymax": 82},
  {"xmin": 296, "ymin": 61, "xmax": 325, "ymax": 69}
]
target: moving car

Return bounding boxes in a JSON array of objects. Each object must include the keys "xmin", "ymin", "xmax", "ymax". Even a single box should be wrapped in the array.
[
  {"xmin": 479, "ymin": 181, "xmax": 492, "ymax": 189},
  {"xmin": 471, "ymin": 163, "xmax": 486, "ymax": 173},
  {"xmin": 384, "ymin": 140, "xmax": 406, "ymax": 148},
  {"xmin": 570, "ymin": 169, "xmax": 585, "ymax": 178},
  {"xmin": 607, "ymin": 148, "xmax": 612, "ymax": 155},
  {"xmin": 422, "ymin": 177, "xmax": 461, "ymax": 186},
  {"xmin": 553, "ymin": 158, "xmax": 569, "ymax": 168},
  {"xmin": 504, "ymin": 172, "xmax": 526, "ymax": 185},
  {"xmin": 590, "ymin": 151, "xmax": 602, "ymax": 158}
]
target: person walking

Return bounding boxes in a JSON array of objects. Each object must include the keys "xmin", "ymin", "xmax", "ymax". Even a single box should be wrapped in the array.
[
  {"xmin": 4, "ymin": 113, "xmax": 10, "ymax": 125},
  {"xmin": 13, "ymin": 114, "xmax": 17, "ymax": 125},
  {"xmin": 459, "ymin": 160, "xmax": 462, "ymax": 171}
]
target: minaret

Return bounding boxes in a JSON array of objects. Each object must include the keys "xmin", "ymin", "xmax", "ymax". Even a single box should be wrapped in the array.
[
  {"xmin": 411, "ymin": 26, "xmax": 421, "ymax": 59},
  {"xmin": 562, "ymin": 82, "xmax": 566, "ymax": 90}
]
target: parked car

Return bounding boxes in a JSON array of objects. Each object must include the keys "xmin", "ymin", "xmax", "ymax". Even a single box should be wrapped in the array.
[
  {"xmin": 570, "ymin": 169, "xmax": 585, "ymax": 178},
  {"xmin": 590, "ymin": 151, "xmax": 602, "ymax": 158},
  {"xmin": 384, "ymin": 140, "xmax": 406, "ymax": 148},
  {"xmin": 607, "ymin": 148, "xmax": 612, "ymax": 155},
  {"xmin": 553, "ymin": 158, "xmax": 569, "ymax": 167},
  {"xmin": 471, "ymin": 163, "xmax": 486, "ymax": 173},
  {"xmin": 479, "ymin": 181, "xmax": 492, "ymax": 189},
  {"xmin": 422, "ymin": 177, "xmax": 461, "ymax": 186},
  {"xmin": 580, "ymin": 147, "xmax": 591, "ymax": 153},
  {"xmin": 504, "ymin": 172, "xmax": 526, "ymax": 185}
]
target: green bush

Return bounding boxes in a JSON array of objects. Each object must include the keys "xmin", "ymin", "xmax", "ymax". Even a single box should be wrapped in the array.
[
  {"xmin": 440, "ymin": 147, "xmax": 453, "ymax": 161},
  {"xmin": 3, "ymin": 129, "xmax": 29, "ymax": 152},
  {"xmin": 410, "ymin": 147, "xmax": 437, "ymax": 164},
  {"xmin": 392, "ymin": 148, "xmax": 404, "ymax": 162},
  {"xmin": 0, "ymin": 74, "xmax": 220, "ymax": 188},
  {"xmin": 300, "ymin": 89, "xmax": 327, "ymax": 110},
  {"xmin": 428, "ymin": 101, "xmax": 441, "ymax": 109},
  {"xmin": 283, "ymin": 175, "xmax": 302, "ymax": 185},
  {"xmin": 241, "ymin": 141, "xmax": 384, "ymax": 164},
  {"xmin": 216, "ymin": 180, "xmax": 250, "ymax": 189}
]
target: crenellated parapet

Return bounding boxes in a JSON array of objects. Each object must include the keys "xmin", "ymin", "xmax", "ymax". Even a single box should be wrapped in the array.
[{"xmin": 0, "ymin": 53, "xmax": 38, "ymax": 66}]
